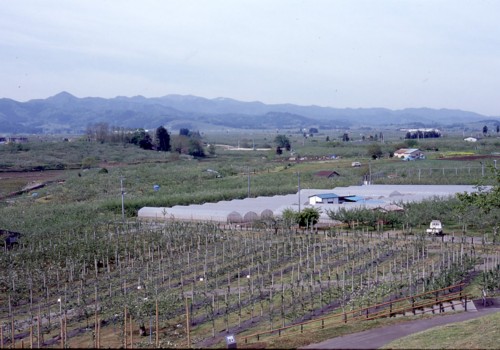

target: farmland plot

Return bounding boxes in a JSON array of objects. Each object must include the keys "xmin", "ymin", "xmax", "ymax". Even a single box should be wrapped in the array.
[{"xmin": 1, "ymin": 220, "xmax": 496, "ymax": 348}]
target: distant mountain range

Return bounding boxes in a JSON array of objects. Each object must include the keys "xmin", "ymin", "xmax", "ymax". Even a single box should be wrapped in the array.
[{"xmin": 0, "ymin": 91, "xmax": 497, "ymax": 134}]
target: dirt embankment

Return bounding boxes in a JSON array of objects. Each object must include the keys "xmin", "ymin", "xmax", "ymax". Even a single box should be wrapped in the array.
[{"xmin": 0, "ymin": 170, "xmax": 66, "ymax": 200}]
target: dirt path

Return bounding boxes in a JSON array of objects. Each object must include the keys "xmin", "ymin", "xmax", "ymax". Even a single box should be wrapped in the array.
[{"xmin": 301, "ymin": 301, "xmax": 500, "ymax": 349}]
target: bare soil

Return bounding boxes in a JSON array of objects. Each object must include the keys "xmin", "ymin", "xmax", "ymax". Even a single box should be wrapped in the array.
[
  {"xmin": 439, "ymin": 155, "xmax": 500, "ymax": 161},
  {"xmin": 0, "ymin": 170, "xmax": 67, "ymax": 198},
  {"xmin": 0, "ymin": 169, "xmax": 66, "ymax": 184}
]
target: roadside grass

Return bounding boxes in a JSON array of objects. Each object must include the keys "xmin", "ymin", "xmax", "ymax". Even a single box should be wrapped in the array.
[
  {"xmin": 381, "ymin": 311, "xmax": 500, "ymax": 349},
  {"xmin": 236, "ymin": 314, "xmax": 436, "ymax": 349}
]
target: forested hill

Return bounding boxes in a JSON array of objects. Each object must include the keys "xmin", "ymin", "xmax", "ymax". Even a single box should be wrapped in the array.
[{"xmin": 0, "ymin": 91, "xmax": 493, "ymax": 134}]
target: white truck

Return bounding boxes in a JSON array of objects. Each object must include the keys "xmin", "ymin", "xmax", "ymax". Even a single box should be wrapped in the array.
[{"xmin": 426, "ymin": 220, "xmax": 443, "ymax": 235}]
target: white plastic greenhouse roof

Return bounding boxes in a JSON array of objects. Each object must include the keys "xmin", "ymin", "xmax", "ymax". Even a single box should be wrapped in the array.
[{"xmin": 137, "ymin": 185, "xmax": 479, "ymax": 223}]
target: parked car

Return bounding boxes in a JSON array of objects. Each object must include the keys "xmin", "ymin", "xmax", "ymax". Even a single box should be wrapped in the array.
[
  {"xmin": 426, "ymin": 220, "xmax": 443, "ymax": 235},
  {"xmin": 351, "ymin": 161, "xmax": 361, "ymax": 167}
]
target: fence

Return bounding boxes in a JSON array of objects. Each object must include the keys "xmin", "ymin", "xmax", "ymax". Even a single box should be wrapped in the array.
[
  {"xmin": 242, "ymin": 283, "xmax": 469, "ymax": 345},
  {"xmin": 369, "ymin": 165, "xmax": 489, "ymax": 183}
]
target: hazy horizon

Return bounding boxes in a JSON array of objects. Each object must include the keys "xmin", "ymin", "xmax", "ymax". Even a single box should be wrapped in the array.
[{"xmin": 2, "ymin": 1, "xmax": 500, "ymax": 116}]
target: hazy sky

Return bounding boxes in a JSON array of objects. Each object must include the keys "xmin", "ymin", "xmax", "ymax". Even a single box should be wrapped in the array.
[{"xmin": 1, "ymin": 0, "xmax": 499, "ymax": 115}]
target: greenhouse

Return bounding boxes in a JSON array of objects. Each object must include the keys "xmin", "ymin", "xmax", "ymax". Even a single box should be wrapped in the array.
[{"xmin": 138, "ymin": 184, "xmax": 479, "ymax": 224}]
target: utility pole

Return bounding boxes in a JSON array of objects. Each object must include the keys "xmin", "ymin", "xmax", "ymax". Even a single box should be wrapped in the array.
[
  {"xmin": 297, "ymin": 172, "xmax": 301, "ymax": 213},
  {"xmin": 368, "ymin": 161, "xmax": 372, "ymax": 185},
  {"xmin": 247, "ymin": 167, "xmax": 251, "ymax": 198},
  {"xmin": 120, "ymin": 176, "xmax": 125, "ymax": 222}
]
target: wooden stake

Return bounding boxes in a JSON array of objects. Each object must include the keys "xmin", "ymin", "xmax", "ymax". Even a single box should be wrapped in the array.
[
  {"xmin": 30, "ymin": 321, "xmax": 33, "ymax": 349},
  {"xmin": 185, "ymin": 297, "xmax": 191, "ymax": 348},
  {"xmin": 97, "ymin": 315, "xmax": 100, "ymax": 349},
  {"xmin": 64, "ymin": 314, "xmax": 67, "ymax": 349},
  {"xmin": 11, "ymin": 316, "xmax": 15, "ymax": 349},
  {"xmin": 37, "ymin": 306, "xmax": 41, "ymax": 349},
  {"xmin": 95, "ymin": 285, "xmax": 99, "ymax": 349},
  {"xmin": 155, "ymin": 300, "xmax": 159, "ymax": 348},
  {"xmin": 94, "ymin": 310, "xmax": 98, "ymax": 349},
  {"xmin": 60, "ymin": 313, "xmax": 64, "ymax": 349},
  {"xmin": 8, "ymin": 295, "xmax": 14, "ymax": 349},
  {"xmin": 124, "ymin": 307, "xmax": 127, "ymax": 349},
  {"xmin": 129, "ymin": 315, "xmax": 133, "ymax": 349}
]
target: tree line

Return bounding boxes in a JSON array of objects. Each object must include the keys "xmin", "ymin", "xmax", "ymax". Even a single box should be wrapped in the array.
[{"xmin": 85, "ymin": 123, "xmax": 208, "ymax": 157}]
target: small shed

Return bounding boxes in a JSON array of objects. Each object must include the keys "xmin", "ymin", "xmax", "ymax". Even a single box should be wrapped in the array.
[
  {"xmin": 394, "ymin": 148, "xmax": 424, "ymax": 159},
  {"xmin": 309, "ymin": 193, "xmax": 339, "ymax": 205},
  {"xmin": 342, "ymin": 195, "xmax": 365, "ymax": 203}
]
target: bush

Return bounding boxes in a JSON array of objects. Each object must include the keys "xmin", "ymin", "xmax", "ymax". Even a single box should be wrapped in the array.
[
  {"xmin": 297, "ymin": 207, "xmax": 321, "ymax": 227},
  {"xmin": 81, "ymin": 157, "xmax": 98, "ymax": 169}
]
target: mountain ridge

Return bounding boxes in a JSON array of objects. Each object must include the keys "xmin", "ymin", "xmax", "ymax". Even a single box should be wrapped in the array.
[{"xmin": 0, "ymin": 92, "xmax": 497, "ymax": 134}]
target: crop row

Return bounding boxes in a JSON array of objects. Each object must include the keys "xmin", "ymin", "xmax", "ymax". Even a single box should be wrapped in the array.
[{"xmin": 1, "ymin": 220, "xmax": 496, "ymax": 348}]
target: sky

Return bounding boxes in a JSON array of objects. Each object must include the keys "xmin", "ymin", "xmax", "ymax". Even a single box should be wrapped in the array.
[{"xmin": 1, "ymin": 0, "xmax": 500, "ymax": 116}]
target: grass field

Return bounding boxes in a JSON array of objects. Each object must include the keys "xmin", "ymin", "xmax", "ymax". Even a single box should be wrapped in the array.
[{"xmin": 382, "ymin": 311, "xmax": 500, "ymax": 349}]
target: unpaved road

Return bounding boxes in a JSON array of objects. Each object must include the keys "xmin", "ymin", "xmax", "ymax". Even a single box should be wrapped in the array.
[{"xmin": 301, "ymin": 303, "xmax": 500, "ymax": 349}]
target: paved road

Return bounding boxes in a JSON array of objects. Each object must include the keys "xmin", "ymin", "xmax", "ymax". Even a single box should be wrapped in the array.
[{"xmin": 301, "ymin": 303, "xmax": 500, "ymax": 349}]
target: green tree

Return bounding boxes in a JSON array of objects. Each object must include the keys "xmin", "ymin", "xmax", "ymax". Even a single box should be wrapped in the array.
[
  {"xmin": 139, "ymin": 134, "xmax": 153, "ymax": 150},
  {"xmin": 172, "ymin": 135, "xmax": 189, "ymax": 154},
  {"xmin": 188, "ymin": 139, "xmax": 205, "ymax": 157},
  {"xmin": 274, "ymin": 135, "xmax": 291, "ymax": 151},
  {"xmin": 155, "ymin": 126, "xmax": 171, "ymax": 151},
  {"xmin": 208, "ymin": 143, "xmax": 216, "ymax": 156},
  {"xmin": 367, "ymin": 144, "xmax": 383, "ymax": 159},
  {"xmin": 281, "ymin": 208, "xmax": 298, "ymax": 228},
  {"xmin": 456, "ymin": 168, "xmax": 500, "ymax": 240},
  {"xmin": 128, "ymin": 128, "xmax": 154, "ymax": 150},
  {"xmin": 456, "ymin": 169, "xmax": 500, "ymax": 215},
  {"xmin": 297, "ymin": 207, "xmax": 321, "ymax": 228}
]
